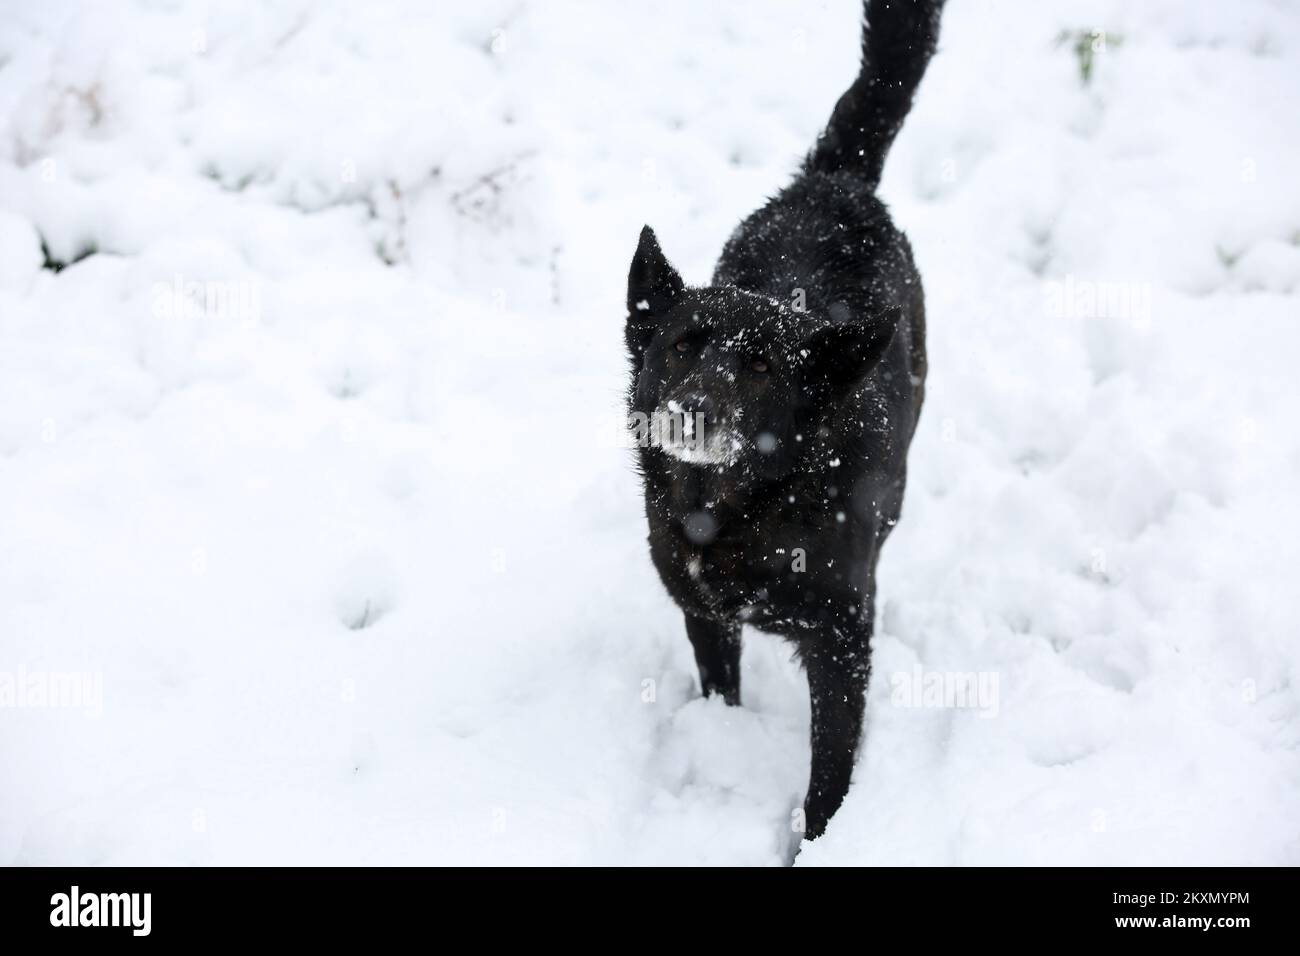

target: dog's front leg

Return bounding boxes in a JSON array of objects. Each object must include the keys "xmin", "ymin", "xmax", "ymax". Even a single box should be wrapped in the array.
[
  {"xmin": 684, "ymin": 613, "xmax": 741, "ymax": 705},
  {"xmin": 800, "ymin": 630, "xmax": 870, "ymax": 840}
]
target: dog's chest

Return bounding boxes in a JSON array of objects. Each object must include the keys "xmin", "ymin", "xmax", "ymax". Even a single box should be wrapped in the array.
[{"xmin": 645, "ymin": 470, "xmax": 866, "ymax": 625}]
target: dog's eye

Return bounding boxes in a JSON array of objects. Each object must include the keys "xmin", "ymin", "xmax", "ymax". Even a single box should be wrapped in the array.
[
  {"xmin": 750, "ymin": 357, "xmax": 769, "ymax": 373},
  {"xmin": 674, "ymin": 340, "xmax": 692, "ymax": 353}
]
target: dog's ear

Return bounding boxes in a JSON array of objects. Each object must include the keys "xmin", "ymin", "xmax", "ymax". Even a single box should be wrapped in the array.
[
  {"xmin": 802, "ymin": 307, "xmax": 900, "ymax": 395},
  {"xmin": 627, "ymin": 225, "xmax": 684, "ymax": 318}
]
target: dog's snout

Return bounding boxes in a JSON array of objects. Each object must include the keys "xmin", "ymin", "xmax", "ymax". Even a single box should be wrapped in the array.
[
  {"xmin": 659, "ymin": 391, "xmax": 736, "ymax": 464},
  {"xmin": 680, "ymin": 392, "xmax": 718, "ymax": 426}
]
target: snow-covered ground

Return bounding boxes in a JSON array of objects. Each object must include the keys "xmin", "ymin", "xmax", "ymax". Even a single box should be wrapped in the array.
[{"xmin": 1, "ymin": 0, "xmax": 1298, "ymax": 865}]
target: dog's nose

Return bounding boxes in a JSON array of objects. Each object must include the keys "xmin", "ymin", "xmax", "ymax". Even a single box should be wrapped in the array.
[{"xmin": 680, "ymin": 392, "xmax": 717, "ymax": 427}]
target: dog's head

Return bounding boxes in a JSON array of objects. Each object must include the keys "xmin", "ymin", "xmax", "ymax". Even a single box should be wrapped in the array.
[{"xmin": 626, "ymin": 226, "xmax": 896, "ymax": 479}]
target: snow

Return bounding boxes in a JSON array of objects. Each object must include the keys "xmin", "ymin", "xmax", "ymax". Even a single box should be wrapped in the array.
[{"xmin": 1, "ymin": 0, "xmax": 1298, "ymax": 865}]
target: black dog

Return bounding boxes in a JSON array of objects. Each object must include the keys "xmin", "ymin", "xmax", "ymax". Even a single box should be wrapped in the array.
[{"xmin": 626, "ymin": 0, "xmax": 943, "ymax": 841}]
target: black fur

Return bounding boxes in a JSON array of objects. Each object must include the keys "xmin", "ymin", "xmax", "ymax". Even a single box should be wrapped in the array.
[{"xmin": 625, "ymin": 0, "xmax": 943, "ymax": 842}]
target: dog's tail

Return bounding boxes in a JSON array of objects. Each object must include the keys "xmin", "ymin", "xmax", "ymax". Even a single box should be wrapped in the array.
[{"xmin": 804, "ymin": 0, "xmax": 944, "ymax": 191}]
